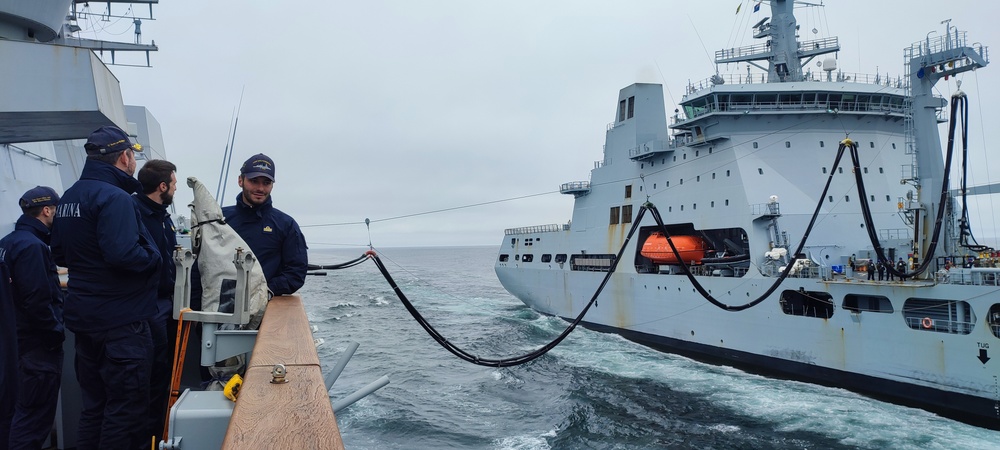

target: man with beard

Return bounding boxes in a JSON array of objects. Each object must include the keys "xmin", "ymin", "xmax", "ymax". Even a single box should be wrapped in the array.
[
  {"xmin": 223, "ymin": 154, "xmax": 308, "ymax": 296},
  {"xmin": 51, "ymin": 125, "xmax": 160, "ymax": 449},
  {"xmin": 133, "ymin": 159, "xmax": 178, "ymax": 445}
]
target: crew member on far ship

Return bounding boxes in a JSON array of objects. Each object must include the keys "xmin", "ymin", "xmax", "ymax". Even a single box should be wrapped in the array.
[
  {"xmin": 0, "ymin": 186, "xmax": 65, "ymax": 449},
  {"xmin": 223, "ymin": 154, "xmax": 308, "ymax": 295}
]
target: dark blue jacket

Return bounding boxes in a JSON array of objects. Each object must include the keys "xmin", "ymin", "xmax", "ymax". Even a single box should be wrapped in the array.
[
  {"xmin": 133, "ymin": 194, "xmax": 177, "ymax": 318},
  {"xmin": 51, "ymin": 159, "xmax": 161, "ymax": 333},
  {"xmin": 0, "ymin": 215, "xmax": 64, "ymax": 352},
  {"xmin": 222, "ymin": 195, "xmax": 307, "ymax": 295}
]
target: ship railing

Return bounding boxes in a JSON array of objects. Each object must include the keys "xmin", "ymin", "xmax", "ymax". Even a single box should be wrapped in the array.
[
  {"xmin": 945, "ymin": 267, "xmax": 1000, "ymax": 286},
  {"xmin": 674, "ymin": 88, "xmax": 909, "ymax": 125},
  {"xmin": 714, "ymin": 37, "xmax": 841, "ymax": 64},
  {"xmin": 877, "ymin": 228, "xmax": 911, "ymax": 240},
  {"xmin": 559, "ymin": 181, "xmax": 590, "ymax": 193},
  {"xmin": 750, "ymin": 202, "xmax": 781, "ymax": 216},
  {"xmin": 684, "ymin": 71, "xmax": 907, "ymax": 96},
  {"xmin": 904, "ymin": 316, "xmax": 974, "ymax": 334},
  {"xmin": 504, "ymin": 223, "xmax": 568, "ymax": 235}
]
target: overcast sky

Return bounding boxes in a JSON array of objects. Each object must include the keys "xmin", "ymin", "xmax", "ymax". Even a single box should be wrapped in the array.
[{"xmin": 84, "ymin": 0, "xmax": 1000, "ymax": 249}]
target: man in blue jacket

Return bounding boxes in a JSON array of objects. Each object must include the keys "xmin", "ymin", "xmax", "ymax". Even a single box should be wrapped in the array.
[
  {"xmin": 223, "ymin": 154, "xmax": 307, "ymax": 295},
  {"xmin": 0, "ymin": 186, "xmax": 65, "ymax": 449},
  {"xmin": 133, "ymin": 159, "xmax": 178, "ymax": 445},
  {"xmin": 0, "ymin": 260, "xmax": 15, "ymax": 450},
  {"xmin": 51, "ymin": 125, "xmax": 161, "ymax": 450}
]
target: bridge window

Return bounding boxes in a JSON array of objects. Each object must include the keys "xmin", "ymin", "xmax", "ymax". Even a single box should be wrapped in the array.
[
  {"xmin": 522, "ymin": 254, "xmax": 534, "ymax": 263},
  {"xmin": 619, "ymin": 99, "xmax": 626, "ymax": 122},
  {"xmin": 541, "ymin": 254, "xmax": 552, "ymax": 263},
  {"xmin": 902, "ymin": 298, "xmax": 975, "ymax": 334},
  {"xmin": 628, "ymin": 96, "xmax": 635, "ymax": 119},
  {"xmin": 498, "ymin": 254, "xmax": 509, "ymax": 262}
]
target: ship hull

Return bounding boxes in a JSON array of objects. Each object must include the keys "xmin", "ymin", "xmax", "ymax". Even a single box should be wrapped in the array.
[
  {"xmin": 580, "ymin": 316, "xmax": 998, "ymax": 429},
  {"xmin": 497, "ymin": 259, "xmax": 1000, "ymax": 429}
]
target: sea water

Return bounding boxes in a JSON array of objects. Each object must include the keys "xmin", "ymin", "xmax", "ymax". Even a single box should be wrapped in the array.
[{"xmin": 301, "ymin": 246, "xmax": 1000, "ymax": 449}]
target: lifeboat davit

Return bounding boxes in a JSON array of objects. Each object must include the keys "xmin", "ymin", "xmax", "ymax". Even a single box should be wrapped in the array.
[{"xmin": 640, "ymin": 232, "xmax": 705, "ymax": 264}]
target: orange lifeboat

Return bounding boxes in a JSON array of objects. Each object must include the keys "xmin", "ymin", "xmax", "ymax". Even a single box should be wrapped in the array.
[{"xmin": 640, "ymin": 232, "xmax": 705, "ymax": 264}]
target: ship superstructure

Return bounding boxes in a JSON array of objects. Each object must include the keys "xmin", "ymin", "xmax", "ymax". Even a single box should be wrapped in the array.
[
  {"xmin": 0, "ymin": 0, "xmax": 165, "ymax": 237},
  {"xmin": 495, "ymin": 0, "xmax": 1000, "ymax": 428}
]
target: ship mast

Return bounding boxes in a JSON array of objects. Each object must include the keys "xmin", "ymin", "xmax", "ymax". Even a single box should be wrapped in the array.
[
  {"xmin": 905, "ymin": 22, "xmax": 988, "ymax": 266},
  {"xmin": 715, "ymin": 0, "xmax": 839, "ymax": 82}
]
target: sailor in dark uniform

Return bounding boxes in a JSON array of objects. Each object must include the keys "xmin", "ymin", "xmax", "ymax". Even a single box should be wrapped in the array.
[
  {"xmin": 222, "ymin": 154, "xmax": 308, "ymax": 296},
  {"xmin": 133, "ymin": 160, "xmax": 178, "ymax": 445},
  {"xmin": 0, "ymin": 186, "xmax": 65, "ymax": 449},
  {"xmin": 0, "ymin": 261, "xmax": 16, "ymax": 450},
  {"xmin": 51, "ymin": 126, "xmax": 161, "ymax": 450}
]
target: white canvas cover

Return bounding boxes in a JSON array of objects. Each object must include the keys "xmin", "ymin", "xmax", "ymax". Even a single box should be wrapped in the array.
[{"xmin": 187, "ymin": 176, "xmax": 269, "ymax": 329}]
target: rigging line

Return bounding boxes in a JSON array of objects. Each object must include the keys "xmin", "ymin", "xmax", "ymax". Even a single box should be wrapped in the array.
[
  {"xmin": 372, "ymin": 209, "xmax": 648, "ymax": 368},
  {"xmin": 300, "ymin": 190, "xmax": 558, "ymax": 228},
  {"xmin": 219, "ymin": 87, "xmax": 246, "ymax": 204},
  {"xmin": 971, "ymin": 69, "xmax": 997, "ymax": 238},
  {"xmin": 644, "ymin": 142, "xmax": 849, "ymax": 311},
  {"xmin": 686, "ymin": 14, "xmax": 717, "ymax": 75},
  {"xmin": 215, "ymin": 106, "xmax": 238, "ymax": 201}
]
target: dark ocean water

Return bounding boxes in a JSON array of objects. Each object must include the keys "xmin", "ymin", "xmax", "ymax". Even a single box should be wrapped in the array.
[{"xmin": 300, "ymin": 246, "xmax": 1000, "ymax": 449}]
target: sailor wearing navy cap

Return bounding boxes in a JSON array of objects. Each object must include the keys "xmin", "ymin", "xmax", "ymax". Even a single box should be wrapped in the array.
[
  {"xmin": 223, "ymin": 153, "xmax": 308, "ymax": 295},
  {"xmin": 0, "ymin": 186, "xmax": 65, "ymax": 449},
  {"xmin": 51, "ymin": 125, "xmax": 161, "ymax": 449}
]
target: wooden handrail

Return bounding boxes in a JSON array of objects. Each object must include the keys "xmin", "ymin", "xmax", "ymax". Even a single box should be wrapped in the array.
[{"xmin": 221, "ymin": 295, "xmax": 344, "ymax": 449}]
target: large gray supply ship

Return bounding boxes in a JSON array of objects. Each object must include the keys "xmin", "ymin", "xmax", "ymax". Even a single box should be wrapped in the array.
[{"xmin": 496, "ymin": 0, "xmax": 999, "ymax": 428}]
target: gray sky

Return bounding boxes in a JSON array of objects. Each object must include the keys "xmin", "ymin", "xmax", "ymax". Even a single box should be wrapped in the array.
[{"xmin": 89, "ymin": 0, "xmax": 1000, "ymax": 249}]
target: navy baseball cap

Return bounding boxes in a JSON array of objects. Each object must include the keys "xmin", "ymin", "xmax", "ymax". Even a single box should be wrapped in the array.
[
  {"xmin": 84, "ymin": 125, "xmax": 142, "ymax": 155},
  {"xmin": 19, "ymin": 186, "xmax": 60, "ymax": 208},
  {"xmin": 240, "ymin": 153, "xmax": 275, "ymax": 181}
]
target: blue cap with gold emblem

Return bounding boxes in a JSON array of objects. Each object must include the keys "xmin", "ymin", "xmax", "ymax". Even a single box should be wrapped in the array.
[
  {"xmin": 19, "ymin": 185, "xmax": 60, "ymax": 209},
  {"xmin": 240, "ymin": 153, "xmax": 275, "ymax": 181},
  {"xmin": 84, "ymin": 125, "xmax": 142, "ymax": 155}
]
